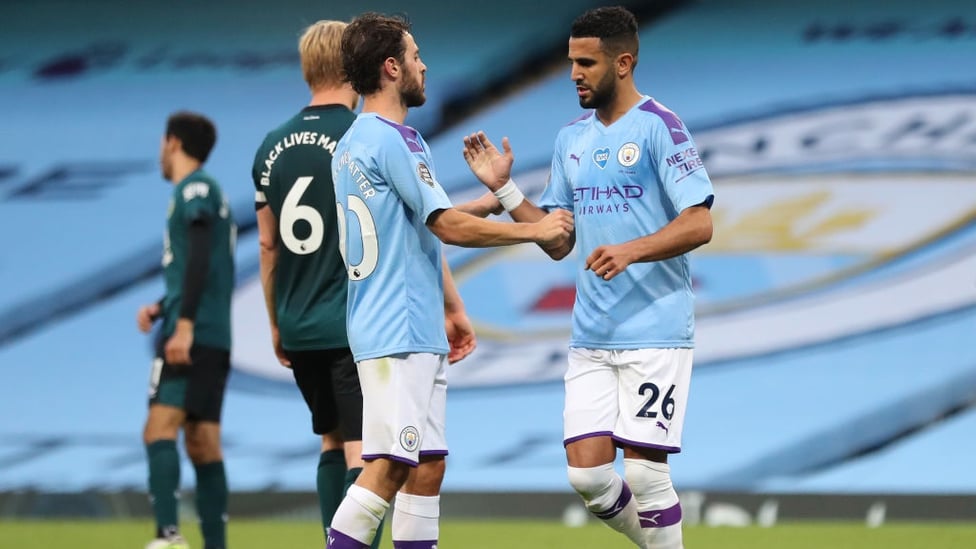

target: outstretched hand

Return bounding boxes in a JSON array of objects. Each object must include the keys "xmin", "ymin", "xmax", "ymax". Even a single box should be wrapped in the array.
[{"xmin": 462, "ymin": 131, "xmax": 513, "ymax": 191}]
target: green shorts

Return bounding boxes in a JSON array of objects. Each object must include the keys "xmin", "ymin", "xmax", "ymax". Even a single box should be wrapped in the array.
[{"xmin": 148, "ymin": 342, "xmax": 231, "ymax": 422}]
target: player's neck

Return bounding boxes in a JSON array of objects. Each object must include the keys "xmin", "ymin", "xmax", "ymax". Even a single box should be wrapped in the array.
[
  {"xmin": 168, "ymin": 157, "xmax": 201, "ymax": 185},
  {"xmin": 361, "ymin": 92, "xmax": 408, "ymax": 125},
  {"xmin": 596, "ymin": 86, "xmax": 644, "ymax": 126},
  {"xmin": 308, "ymin": 84, "xmax": 358, "ymax": 111}
]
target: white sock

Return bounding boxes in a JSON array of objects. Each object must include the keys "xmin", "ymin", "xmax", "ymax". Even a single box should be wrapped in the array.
[
  {"xmin": 392, "ymin": 492, "xmax": 440, "ymax": 547},
  {"xmin": 329, "ymin": 484, "xmax": 389, "ymax": 546},
  {"xmin": 567, "ymin": 463, "xmax": 644, "ymax": 546},
  {"xmin": 624, "ymin": 459, "xmax": 683, "ymax": 549}
]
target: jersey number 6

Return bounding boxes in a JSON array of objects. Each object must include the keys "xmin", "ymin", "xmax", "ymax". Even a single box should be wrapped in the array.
[{"xmin": 280, "ymin": 176, "xmax": 323, "ymax": 255}]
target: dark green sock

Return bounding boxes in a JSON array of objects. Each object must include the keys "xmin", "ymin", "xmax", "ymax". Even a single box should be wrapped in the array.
[
  {"xmin": 146, "ymin": 439, "xmax": 181, "ymax": 538},
  {"xmin": 318, "ymin": 450, "xmax": 346, "ymax": 536},
  {"xmin": 193, "ymin": 461, "xmax": 228, "ymax": 549},
  {"xmin": 346, "ymin": 467, "xmax": 385, "ymax": 549}
]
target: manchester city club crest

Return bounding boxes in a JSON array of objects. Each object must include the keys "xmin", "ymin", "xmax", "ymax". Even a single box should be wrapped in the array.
[
  {"xmin": 399, "ymin": 426, "xmax": 420, "ymax": 452},
  {"xmin": 617, "ymin": 142, "xmax": 640, "ymax": 167}
]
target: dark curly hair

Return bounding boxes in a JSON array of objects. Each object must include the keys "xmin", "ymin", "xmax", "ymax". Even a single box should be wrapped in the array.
[
  {"xmin": 571, "ymin": 6, "xmax": 639, "ymax": 63},
  {"xmin": 165, "ymin": 111, "xmax": 216, "ymax": 163},
  {"xmin": 341, "ymin": 12, "xmax": 411, "ymax": 96}
]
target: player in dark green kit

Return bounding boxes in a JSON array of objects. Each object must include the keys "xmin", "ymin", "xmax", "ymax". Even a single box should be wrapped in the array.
[
  {"xmin": 251, "ymin": 20, "xmax": 385, "ymax": 548},
  {"xmin": 137, "ymin": 112, "xmax": 235, "ymax": 549}
]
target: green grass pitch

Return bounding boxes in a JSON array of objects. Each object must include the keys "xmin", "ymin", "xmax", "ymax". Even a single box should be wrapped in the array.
[{"xmin": 1, "ymin": 519, "xmax": 975, "ymax": 548}]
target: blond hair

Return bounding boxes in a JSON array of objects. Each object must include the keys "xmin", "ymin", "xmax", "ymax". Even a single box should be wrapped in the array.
[{"xmin": 299, "ymin": 20, "xmax": 346, "ymax": 90}]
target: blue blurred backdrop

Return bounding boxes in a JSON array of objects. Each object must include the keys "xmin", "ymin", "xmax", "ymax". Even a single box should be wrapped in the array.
[{"xmin": 0, "ymin": 0, "xmax": 974, "ymax": 499}]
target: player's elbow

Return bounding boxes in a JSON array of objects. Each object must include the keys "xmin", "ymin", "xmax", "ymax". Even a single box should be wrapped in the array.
[
  {"xmin": 548, "ymin": 248, "xmax": 570, "ymax": 261},
  {"xmin": 694, "ymin": 216, "xmax": 713, "ymax": 248},
  {"xmin": 543, "ymin": 233, "xmax": 575, "ymax": 260},
  {"xmin": 434, "ymin": 226, "xmax": 466, "ymax": 247},
  {"xmin": 427, "ymin": 209, "xmax": 469, "ymax": 247},
  {"xmin": 258, "ymin": 233, "xmax": 277, "ymax": 252}
]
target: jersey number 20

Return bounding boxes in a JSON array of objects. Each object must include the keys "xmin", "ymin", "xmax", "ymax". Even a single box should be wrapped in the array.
[{"xmin": 336, "ymin": 196, "xmax": 378, "ymax": 280}]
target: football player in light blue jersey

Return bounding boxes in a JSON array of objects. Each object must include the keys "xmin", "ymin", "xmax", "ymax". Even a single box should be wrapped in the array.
[
  {"xmin": 327, "ymin": 13, "xmax": 574, "ymax": 549},
  {"xmin": 463, "ymin": 7, "xmax": 713, "ymax": 549}
]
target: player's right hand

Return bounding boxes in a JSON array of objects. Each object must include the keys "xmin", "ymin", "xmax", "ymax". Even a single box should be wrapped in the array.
[
  {"xmin": 533, "ymin": 208, "xmax": 574, "ymax": 247},
  {"xmin": 136, "ymin": 303, "xmax": 160, "ymax": 333},
  {"xmin": 271, "ymin": 325, "xmax": 291, "ymax": 368}
]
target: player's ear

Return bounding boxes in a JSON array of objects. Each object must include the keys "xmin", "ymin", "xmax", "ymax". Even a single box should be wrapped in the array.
[
  {"xmin": 383, "ymin": 56, "xmax": 399, "ymax": 80},
  {"xmin": 616, "ymin": 52, "xmax": 635, "ymax": 76}
]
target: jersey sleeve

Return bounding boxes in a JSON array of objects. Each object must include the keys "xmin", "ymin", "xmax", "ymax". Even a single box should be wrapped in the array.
[
  {"xmin": 251, "ymin": 135, "xmax": 271, "ymax": 208},
  {"xmin": 180, "ymin": 180, "xmax": 219, "ymax": 224},
  {"xmin": 537, "ymin": 130, "xmax": 574, "ymax": 211},
  {"xmin": 649, "ymin": 119, "xmax": 714, "ymax": 212},
  {"xmin": 380, "ymin": 130, "xmax": 452, "ymax": 222}
]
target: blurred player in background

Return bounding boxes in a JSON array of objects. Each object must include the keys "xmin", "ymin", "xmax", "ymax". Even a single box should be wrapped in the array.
[
  {"xmin": 136, "ymin": 112, "xmax": 236, "ymax": 549},
  {"xmin": 250, "ymin": 20, "xmax": 385, "ymax": 548},
  {"xmin": 462, "ymin": 6, "xmax": 714, "ymax": 548},
  {"xmin": 326, "ymin": 12, "xmax": 573, "ymax": 549}
]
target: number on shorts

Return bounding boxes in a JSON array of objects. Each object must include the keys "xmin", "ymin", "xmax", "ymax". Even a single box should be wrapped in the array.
[
  {"xmin": 336, "ymin": 196, "xmax": 379, "ymax": 280},
  {"xmin": 148, "ymin": 357, "xmax": 163, "ymax": 397},
  {"xmin": 636, "ymin": 382, "xmax": 676, "ymax": 420}
]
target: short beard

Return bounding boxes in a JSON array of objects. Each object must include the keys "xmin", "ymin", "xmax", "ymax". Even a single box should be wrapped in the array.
[
  {"xmin": 402, "ymin": 80, "xmax": 426, "ymax": 108},
  {"xmin": 579, "ymin": 69, "xmax": 617, "ymax": 110}
]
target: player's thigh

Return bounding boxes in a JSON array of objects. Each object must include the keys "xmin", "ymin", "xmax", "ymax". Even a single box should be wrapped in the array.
[
  {"xmin": 564, "ymin": 348, "xmax": 619, "ymax": 443},
  {"xmin": 183, "ymin": 344, "xmax": 231, "ymax": 424},
  {"xmin": 614, "ymin": 348, "xmax": 693, "ymax": 453},
  {"xmin": 287, "ymin": 349, "xmax": 342, "ymax": 436},
  {"xmin": 358, "ymin": 353, "xmax": 446, "ymax": 466},
  {"xmin": 328, "ymin": 347, "xmax": 367, "ymax": 444}
]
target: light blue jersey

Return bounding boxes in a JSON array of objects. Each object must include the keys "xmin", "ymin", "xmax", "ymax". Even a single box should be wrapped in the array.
[
  {"xmin": 332, "ymin": 113, "xmax": 453, "ymax": 362},
  {"xmin": 539, "ymin": 96, "xmax": 714, "ymax": 349}
]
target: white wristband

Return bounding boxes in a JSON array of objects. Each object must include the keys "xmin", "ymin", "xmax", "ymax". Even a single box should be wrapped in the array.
[{"xmin": 493, "ymin": 179, "xmax": 525, "ymax": 212}]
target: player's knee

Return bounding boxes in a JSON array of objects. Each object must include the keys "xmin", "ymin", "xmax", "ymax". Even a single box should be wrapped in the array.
[
  {"xmin": 623, "ymin": 459, "xmax": 673, "ymax": 496},
  {"xmin": 184, "ymin": 425, "xmax": 222, "ymax": 464},
  {"xmin": 320, "ymin": 430, "xmax": 344, "ymax": 452},
  {"xmin": 567, "ymin": 463, "xmax": 619, "ymax": 510},
  {"xmin": 142, "ymin": 413, "xmax": 180, "ymax": 444},
  {"xmin": 404, "ymin": 456, "xmax": 445, "ymax": 496}
]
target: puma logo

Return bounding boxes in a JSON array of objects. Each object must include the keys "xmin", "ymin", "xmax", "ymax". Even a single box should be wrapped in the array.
[
  {"xmin": 656, "ymin": 421, "xmax": 669, "ymax": 435},
  {"xmin": 569, "ymin": 152, "xmax": 582, "ymax": 165}
]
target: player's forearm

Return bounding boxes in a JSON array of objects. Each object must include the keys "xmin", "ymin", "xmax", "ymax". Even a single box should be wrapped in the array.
[
  {"xmin": 453, "ymin": 191, "xmax": 501, "ymax": 218},
  {"xmin": 628, "ymin": 205, "xmax": 712, "ymax": 263},
  {"xmin": 429, "ymin": 208, "xmax": 537, "ymax": 248},
  {"xmin": 256, "ymin": 205, "xmax": 280, "ymax": 325},
  {"xmin": 441, "ymin": 256, "xmax": 465, "ymax": 314},
  {"xmin": 258, "ymin": 246, "xmax": 278, "ymax": 326}
]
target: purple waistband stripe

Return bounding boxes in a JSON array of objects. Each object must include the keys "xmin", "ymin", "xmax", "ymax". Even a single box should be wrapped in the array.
[{"xmin": 638, "ymin": 502, "xmax": 682, "ymax": 528}]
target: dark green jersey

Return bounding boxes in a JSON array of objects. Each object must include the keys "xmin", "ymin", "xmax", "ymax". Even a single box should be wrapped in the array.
[
  {"xmin": 162, "ymin": 169, "xmax": 236, "ymax": 350},
  {"xmin": 252, "ymin": 104, "xmax": 354, "ymax": 351}
]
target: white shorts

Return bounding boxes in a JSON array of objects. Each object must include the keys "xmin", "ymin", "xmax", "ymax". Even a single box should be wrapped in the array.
[
  {"xmin": 563, "ymin": 347, "xmax": 693, "ymax": 453},
  {"xmin": 358, "ymin": 353, "xmax": 448, "ymax": 466}
]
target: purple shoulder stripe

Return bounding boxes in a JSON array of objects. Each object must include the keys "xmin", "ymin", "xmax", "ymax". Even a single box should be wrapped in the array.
[
  {"xmin": 377, "ymin": 117, "xmax": 425, "ymax": 153},
  {"xmin": 638, "ymin": 98, "xmax": 689, "ymax": 145},
  {"xmin": 565, "ymin": 111, "xmax": 593, "ymax": 126}
]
